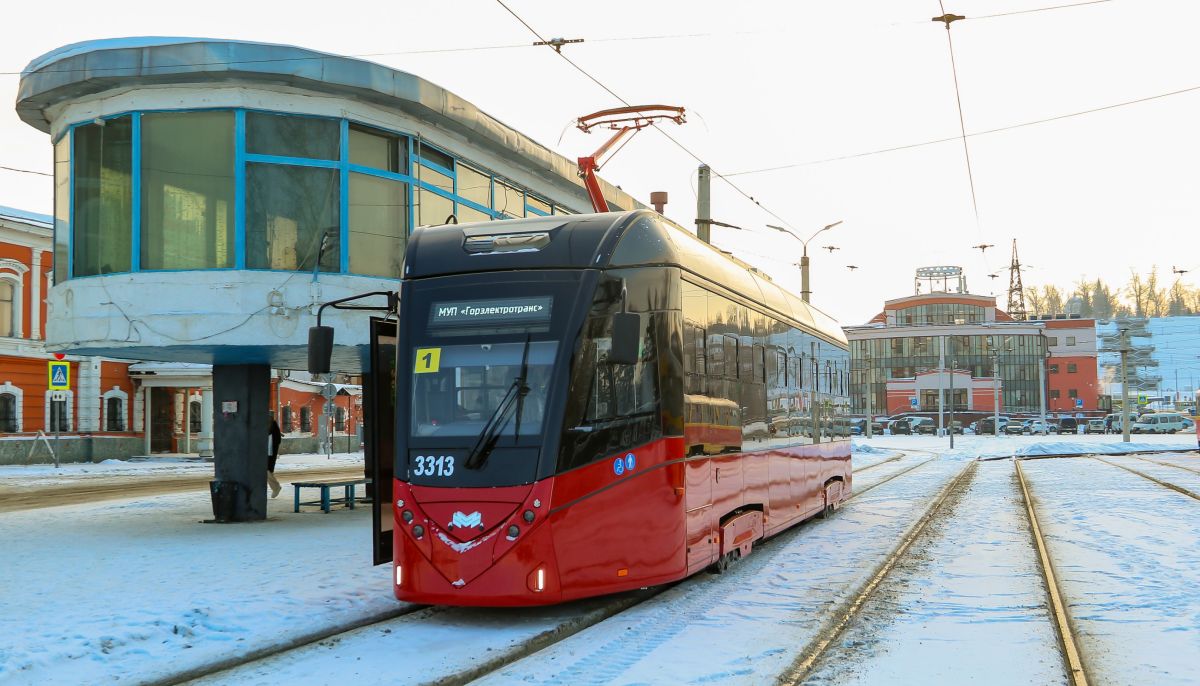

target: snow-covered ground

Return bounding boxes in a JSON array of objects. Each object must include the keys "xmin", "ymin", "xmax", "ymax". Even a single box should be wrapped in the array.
[
  {"xmin": 2, "ymin": 440, "xmax": 1199, "ymax": 684},
  {"xmin": 854, "ymin": 431, "xmax": 1197, "ymax": 460}
]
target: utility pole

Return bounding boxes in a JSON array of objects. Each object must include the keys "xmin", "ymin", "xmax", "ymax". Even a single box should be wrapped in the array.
[
  {"xmin": 949, "ymin": 340, "xmax": 956, "ymax": 449},
  {"xmin": 696, "ymin": 165, "xmax": 711, "ymax": 244},
  {"xmin": 865, "ymin": 353, "xmax": 873, "ymax": 438},
  {"xmin": 992, "ymin": 348, "xmax": 1001, "ymax": 437},
  {"xmin": 1120, "ymin": 328, "xmax": 1131, "ymax": 443},
  {"xmin": 1038, "ymin": 334, "xmax": 1048, "ymax": 432},
  {"xmin": 938, "ymin": 336, "xmax": 946, "ymax": 435}
]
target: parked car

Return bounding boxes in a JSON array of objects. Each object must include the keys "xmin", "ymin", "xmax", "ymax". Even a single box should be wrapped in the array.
[
  {"xmin": 1004, "ymin": 419, "xmax": 1028, "ymax": 435},
  {"xmin": 1183, "ymin": 417, "xmax": 1195, "ymax": 431},
  {"xmin": 1022, "ymin": 419, "xmax": 1051, "ymax": 436},
  {"xmin": 978, "ymin": 416, "xmax": 1010, "ymax": 435},
  {"xmin": 1085, "ymin": 419, "xmax": 1106, "ymax": 434},
  {"xmin": 1056, "ymin": 417, "xmax": 1079, "ymax": 435},
  {"xmin": 888, "ymin": 416, "xmax": 931, "ymax": 435},
  {"xmin": 1132, "ymin": 412, "xmax": 1188, "ymax": 434}
]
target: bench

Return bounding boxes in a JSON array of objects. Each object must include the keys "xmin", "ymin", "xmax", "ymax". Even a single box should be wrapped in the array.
[{"xmin": 293, "ymin": 478, "xmax": 371, "ymax": 513}]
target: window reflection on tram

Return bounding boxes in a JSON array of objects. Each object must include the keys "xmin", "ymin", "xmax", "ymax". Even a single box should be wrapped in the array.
[{"xmin": 410, "ymin": 341, "xmax": 556, "ymax": 437}]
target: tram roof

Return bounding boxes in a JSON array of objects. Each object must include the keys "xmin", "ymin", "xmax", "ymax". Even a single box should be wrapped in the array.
[{"xmin": 406, "ymin": 210, "xmax": 847, "ymax": 346}]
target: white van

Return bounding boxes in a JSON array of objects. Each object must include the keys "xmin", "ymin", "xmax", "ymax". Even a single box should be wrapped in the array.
[{"xmin": 1131, "ymin": 412, "xmax": 1187, "ymax": 434}]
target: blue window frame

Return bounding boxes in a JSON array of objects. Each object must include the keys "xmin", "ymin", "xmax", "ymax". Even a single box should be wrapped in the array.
[{"xmin": 54, "ymin": 107, "xmax": 573, "ymax": 279}]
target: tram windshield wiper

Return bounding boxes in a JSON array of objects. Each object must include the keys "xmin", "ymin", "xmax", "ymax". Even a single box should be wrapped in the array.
[{"xmin": 463, "ymin": 338, "xmax": 531, "ymax": 471}]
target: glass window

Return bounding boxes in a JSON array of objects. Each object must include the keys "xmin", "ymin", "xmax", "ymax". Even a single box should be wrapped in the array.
[
  {"xmin": 0, "ymin": 281, "xmax": 13, "ymax": 338},
  {"xmin": 0, "ymin": 393, "xmax": 15, "ymax": 432},
  {"xmin": 53, "ymin": 135, "xmax": 70, "ymax": 284},
  {"xmin": 458, "ymin": 165, "xmax": 491, "ymax": 208},
  {"xmin": 457, "ymin": 205, "xmax": 491, "ymax": 223},
  {"xmin": 246, "ymin": 164, "xmax": 340, "ymax": 271},
  {"xmin": 1066, "ymin": 336, "xmax": 1076, "ymax": 346},
  {"xmin": 1049, "ymin": 364, "xmax": 1059, "ymax": 373},
  {"xmin": 335, "ymin": 406, "xmax": 347, "ymax": 431},
  {"xmin": 73, "ymin": 116, "xmax": 132, "ymax": 276},
  {"xmin": 417, "ymin": 164, "xmax": 454, "ymax": 226},
  {"xmin": 410, "ymin": 341, "xmax": 557, "ymax": 437},
  {"xmin": 1047, "ymin": 337, "xmax": 1058, "ymax": 346},
  {"xmin": 349, "ymin": 126, "xmax": 400, "ymax": 172},
  {"xmin": 1067, "ymin": 363, "xmax": 1077, "ymax": 373},
  {"xmin": 300, "ymin": 406, "xmax": 312, "ymax": 433},
  {"xmin": 527, "ymin": 196, "xmax": 551, "ymax": 216},
  {"xmin": 106, "ymin": 396, "xmax": 125, "ymax": 431},
  {"xmin": 1051, "ymin": 389, "xmax": 1061, "ymax": 399},
  {"xmin": 141, "ymin": 111, "xmax": 235, "ymax": 269},
  {"xmin": 246, "ymin": 112, "xmax": 338, "ymax": 160},
  {"xmin": 349, "ymin": 173, "xmax": 407, "ymax": 278},
  {"xmin": 49, "ymin": 398, "xmax": 70, "ymax": 432},
  {"xmin": 495, "ymin": 180, "xmax": 524, "ymax": 219},
  {"xmin": 1069, "ymin": 389, "xmax": 1078, "ymax": 398},
  {"xmin": 282, "ymin": 406, "xmax": 293, "ymax": 433},
  {"xmin": 188, "ymin": 400, "xmax": 201, "ymax": 434},
  {"xmin": 417, "ymin": 144, "xmax": 453, "ymax": 170}
]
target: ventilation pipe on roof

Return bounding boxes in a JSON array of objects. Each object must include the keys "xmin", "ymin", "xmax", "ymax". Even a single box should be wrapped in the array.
[{"xmin": 650, "ymin": 191, "xmax": 668, "ymax": 214}]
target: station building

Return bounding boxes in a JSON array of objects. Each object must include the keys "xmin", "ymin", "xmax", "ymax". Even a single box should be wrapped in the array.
[
  {"xmin": 15, "ymin": 37, "xmax": 640, "ymax": 516},
  {"xmin": 0, "ymin": 204, "xmax": 362, "ymax": 463},
  {"xmin": 846, "ymin": 267, "xmax": 1099, "ymax": 420}
]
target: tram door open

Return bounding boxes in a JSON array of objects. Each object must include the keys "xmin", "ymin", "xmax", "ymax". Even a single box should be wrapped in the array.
[{"xmin": 366, "ymin": 318, "xmax": 397, "ymax": 565}]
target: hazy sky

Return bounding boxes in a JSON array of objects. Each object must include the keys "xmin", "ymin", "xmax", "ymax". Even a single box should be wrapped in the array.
[{"xmin": 2, "ymin": 0, "xmax": 1197, "ymax": 325}]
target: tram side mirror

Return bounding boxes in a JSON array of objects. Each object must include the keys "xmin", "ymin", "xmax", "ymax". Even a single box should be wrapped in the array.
[
  {"xmin": 610, "ymin": 312, "xmax": 641, "ymax": 365},
  {"xmin": 308, "ymin": 325, "xmax": 334, "ymax": 374}
]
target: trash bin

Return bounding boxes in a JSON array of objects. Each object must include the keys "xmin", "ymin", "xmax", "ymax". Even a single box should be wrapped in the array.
[{"xmin": 209, "ymin": 480, "xmax": 240, "ymax": 522}]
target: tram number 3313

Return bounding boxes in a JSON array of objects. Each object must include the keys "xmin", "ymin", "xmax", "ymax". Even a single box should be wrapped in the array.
[{"xmin": 413, "ymin": 455, "xmax": 456, "ymax": 477}]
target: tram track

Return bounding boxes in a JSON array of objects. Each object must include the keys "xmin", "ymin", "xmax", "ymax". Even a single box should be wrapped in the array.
[
  {"xmin": 1091, "ymin": 456, "xmax": 1200, "ymax": 502},
  {"xmin": 1015, "ymin": 458, "xmax": 1090, "ymax": 686},
  {"xmin": 776, "ymin": 457, "xmax": 974, "ymax": 685},
  {"xmin": 173, "ymin": 455, "xmax": 939, "ymax": 686},
  {"xmin": 1125, "ymin": 454, "xmax": 1200, "ymax": 477}
]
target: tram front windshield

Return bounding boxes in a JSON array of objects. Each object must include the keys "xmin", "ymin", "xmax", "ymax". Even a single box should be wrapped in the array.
[{"xmin": 410, "ymin": 341, "xmax": 557, "ymax": 439}]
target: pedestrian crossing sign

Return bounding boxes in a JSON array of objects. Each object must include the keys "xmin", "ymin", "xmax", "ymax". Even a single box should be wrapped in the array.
[{"xmin": 48, "ymin": 361, "xmax": 70, "ymax": 390}]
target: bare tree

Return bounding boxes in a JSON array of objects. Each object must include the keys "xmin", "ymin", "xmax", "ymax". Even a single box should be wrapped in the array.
[
  {"xmin": 1126, "ymin": 271, "xmax": 1149, "ymax": 317},
  {"xmin": 1145, "ymin": 267, "xmax": 1167, "ymax": 317}
]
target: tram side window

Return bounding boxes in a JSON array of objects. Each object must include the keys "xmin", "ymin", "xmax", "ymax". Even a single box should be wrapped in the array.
[{"xmin": 560, "ymin": 312, "xmax": 662, "ymax": 472}]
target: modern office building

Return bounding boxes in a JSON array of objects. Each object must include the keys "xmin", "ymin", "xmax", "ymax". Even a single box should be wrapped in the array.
[
  {"xmin": 15, "ymin": 37, "xmax": 641, "ymax": 516},
  {"xmin": 845, "ymin": 267, "xmax": 1099, "ymax": 421}
]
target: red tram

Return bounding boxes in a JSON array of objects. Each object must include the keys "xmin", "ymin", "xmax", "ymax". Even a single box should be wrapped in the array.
[{"xmin": 343, "ymin": 211, "xmax": 851, "ymax": 606}]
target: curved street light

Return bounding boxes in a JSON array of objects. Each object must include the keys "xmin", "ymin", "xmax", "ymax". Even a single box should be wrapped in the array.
[{"xmin": 767, "ymin": 220, "xmax": 843, "ymax": 303}]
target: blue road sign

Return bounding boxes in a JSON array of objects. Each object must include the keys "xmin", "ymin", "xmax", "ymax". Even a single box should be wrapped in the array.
[
  {"xmin": 1075, "ymin": 398, "xmax": 1083, "ymax": 409},
  {"xmin": 48, "ymin": 361, "xmax": 70, "ymax": 390},
  {"xmin": 625, "ymin": 453, "xmax": 636, "ymax": 471},
  {"xmin": 909, "ymin": 397, "xmax": 918, "ymax": 408},
  {"xmin": 613, "ymin": 457, "xmax": 625, "ymax": 476}
]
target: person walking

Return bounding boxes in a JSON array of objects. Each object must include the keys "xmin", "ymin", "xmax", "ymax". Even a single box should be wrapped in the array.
[{"xmin": 268, "ymin": 414, "xmax": 283, "ymax": 498}]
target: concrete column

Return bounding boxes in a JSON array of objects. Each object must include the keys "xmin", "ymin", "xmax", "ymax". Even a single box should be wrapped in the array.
[
  {"xmin": 198, "ymin": 388, "xmax": 214, "ymax": 458},
  {"xmin": 143, "ymin": 387, "xmax": 152, "ymax": 455},
  {"xmin": 77, "ymin": 357, "xmax": 102, "ymax": 432},
  {"xmin": 212, "ymin": 364, "xmax": 271, "ymax": 521},
  {"xmin": 30, "ymin": 251, "xmax": 41, "ymax": 339}
]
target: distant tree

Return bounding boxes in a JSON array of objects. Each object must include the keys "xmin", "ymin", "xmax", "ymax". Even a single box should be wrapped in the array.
[
  {"xmin": 1126, "ymin": 271, "xmax": 1149, "ymax": 317},
  {"xmin": 1168, "ymin": 280, "xmax": 1196, "ymax": 316},
  {"xmin": 1071, "ymin": 278, "xmax": 1094, "ymax": 317},
  {"xmin": 1145, "ymin": 267, "xmax": 1167, "ymax": 317},
  {"xmin": 1042, "ymin": 284, "xmax": 1064, "ymax": 315},
  {"xmin": 1024, "ymin": 287, "xmax": 1046, "ymax": 316},
  {"xmin": 1092, "ymin": 279, "xmax": 1118, "ymax": 319}
]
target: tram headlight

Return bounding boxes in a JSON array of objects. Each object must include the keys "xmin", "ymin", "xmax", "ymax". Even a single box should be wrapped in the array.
[
  {"xmin": 527, "ymin": 565, "xmax": 546, "ymax": 592},
  {"xmin": 395, "ymin": 564, "xmax": 403, "ymax": 586},
  {"xmin": 402, "ymin": 510, "xmax": 413, "ymax": 524},
  {"xmin": 507, "ymin": 525, "xmax": 520, "ymax": 539},
  {"xmin": 412, "ymin": 524, "xmax": 425, "ymax": 539},
  {"xmin": 523, "ymin": 510, "xmax": 535, "ymax": 523}
]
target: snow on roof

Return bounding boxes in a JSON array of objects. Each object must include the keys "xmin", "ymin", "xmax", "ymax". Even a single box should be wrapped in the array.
[{"xmin": 0, "ymin": 205, "xmax": 52, "ymax": 228}]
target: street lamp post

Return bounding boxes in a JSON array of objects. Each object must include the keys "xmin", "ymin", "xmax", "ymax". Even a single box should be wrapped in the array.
[{"xmin": 768, "ymin": 221, "xmax": 843, "ymax": 303}]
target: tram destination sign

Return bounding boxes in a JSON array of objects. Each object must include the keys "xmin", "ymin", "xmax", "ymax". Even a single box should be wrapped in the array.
[{"xmin": 429, "ymin": 296, "xmax": 553, "ymax": 328}]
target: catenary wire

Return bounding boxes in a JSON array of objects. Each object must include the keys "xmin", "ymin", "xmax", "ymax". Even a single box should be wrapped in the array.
[
  {"xmin": 494, "ymin": 0, "xmax": 802, "ymax": 231},
  {"xmin": 937, "ymin": 0, "xmax": 983, "ymax": 234}
]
